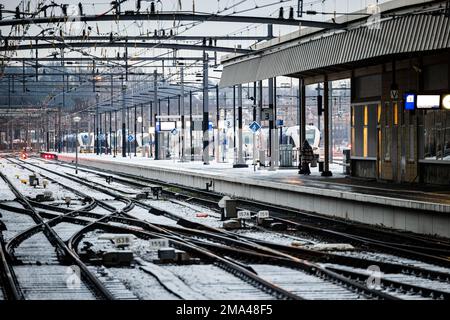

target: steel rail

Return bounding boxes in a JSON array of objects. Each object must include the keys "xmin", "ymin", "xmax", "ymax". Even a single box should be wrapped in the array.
[
  {"xmin": 50, "ymin": 159, "xmax": 450, "ymax": 280},
  {"xmin": 0, "ymin": 168, "xmax": 115, "ymax": 300},
  {"xmin": 61, "ymin": 161, "xmax": 450, "ymax": 264},
  {"xmin": 18, "ymin": 158, "xmax": 399, "ymax": 299},
  {"xmin": 0, "ymin": 234, "xmax": 22, "ymax": 300}
]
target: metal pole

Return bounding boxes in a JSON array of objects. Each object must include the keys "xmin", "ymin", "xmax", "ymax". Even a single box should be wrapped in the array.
[
  {"xmin": 222, "ymin": 92, "xmax": 227, "ymax": 162},
  {"xmin": 59, "ymin": 50, "xmax": 64, "ymax": 154},
  {"xmin": 103, "ymin": 112, "xmax": 107, "ymax": 154},
  {"xmin": 202, "ymin": 52, "xmax": 210, "ymax": 165},
  {"xmin": 109, "ymin": 111, "xmax": 112, "ymax": 155},
  {"xmin": 153, "ymin": 70, "xmax": 159, "ymax": 160},
  {"xmin": 216, "ymin": 85, "xmax": 220, "ymax": 162},
  {"xmin": 233, "ymin": 86, "xmax": 236, "ymax": 155},
  {"xmin": 178, "ymin": 95, "xmax": 181, "ymax": 159},
  {"xmin": 180, "ymin": 65, "xmax": 186, "ymax": 162},
  {"xmin": 167, "ymin": 97, "xmax": 170, "ymax": 157},
  {"xmin": 95, "ymin": 94, "xmax": 99, "ymax": 155},
  {"xmin": 190, "ymin": 91, "xmax": 194, "ymax": 161},
  {"xmin": 114, "ymin": 110, "xmax": 117, "ymax": 157},
  {"xmin": 75, "ymin": 121, "xmax": 79, "ymax": 174},
  {"xmin": 110, "ymin": 74, "xmax": 114, "ymax": 155},
  {"xmin": 322, "ymin": 76, "xmax": 332, "ymax": 176},
  {"xmin": 234, "ymin": 83, "xmax": 247, "ymax": 167},
  {"xmin": 149, "ymin": 101, "xmax": 153, "ymax": 158},
  {"xmin": 268, "ymin": 78, "xmax": 275, "ymax": 170},
  {"xmin": 253, "ymin": 82, "xmax": 257, "ymax": 165},
  {"xmin": 141, "ymin": 103, "xmax": 144, "ymax": 157},
  {"xmin": 127, "ymin": 107, "xmax": 130, "ymax": 156},
  {"xmin": 121, "ymin": 77, "xmax": 127, "ymax": 157},
  {"xmin": 134, "ymin": 105, "xmax": 137, "ymax": 156}
]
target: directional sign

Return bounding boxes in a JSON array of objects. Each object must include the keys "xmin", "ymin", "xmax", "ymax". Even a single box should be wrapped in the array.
[
  {"xmin": 148, "ymin": 238, "xmax": 170, "ymax": 250},
  {"xmin": 127, "ymin": 134, "xmax": 135, "ymax": 142},
  {"xmin": 237, "ymin": 210, "xmax": 252, "ymax": 220},
  {"xmin": 113, "ymin": 235, "xmax": 133, "ymax": 247},
  {"xmin": 262, "ymin": 108, "xmax": 273, "ymax": 121},
  {"xmin": 257, "ymin": 210, "xmax": 270, "ymax": 219},
  {"xmin": 249, "ymin": 121, "xmax": 261, "ymax": 133},
  {"xmin": 170, "ymin": 128, "xmax": 178, "ymax": 136}
]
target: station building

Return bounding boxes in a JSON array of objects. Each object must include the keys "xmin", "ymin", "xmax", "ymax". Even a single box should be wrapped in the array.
[{"xmin": 220, "ymin": 0, "xmax": 450, "ymax": 185}]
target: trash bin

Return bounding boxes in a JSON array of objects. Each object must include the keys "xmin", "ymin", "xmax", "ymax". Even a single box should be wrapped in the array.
[
  {"xmin": 318, "ymin": 161, "xmax": 324, "ymax": 172},
  {"xmin": 343, "ymin": 149, "xmax": 351, "ymax": 174},
  {"xmin": 280, "ymin": 144, "xmax": 293, "ymax": 167}
]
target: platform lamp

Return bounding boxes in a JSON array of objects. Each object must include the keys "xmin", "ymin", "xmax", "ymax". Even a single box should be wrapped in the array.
[{"xmin": 73, "ymin": 116, "xmax": 81, "ymax": 174}]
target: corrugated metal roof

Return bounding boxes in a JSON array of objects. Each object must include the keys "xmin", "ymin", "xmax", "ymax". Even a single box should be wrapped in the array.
[{"xmin": 220, "ymin": 14, "xmax": 450, "ymax": 88}]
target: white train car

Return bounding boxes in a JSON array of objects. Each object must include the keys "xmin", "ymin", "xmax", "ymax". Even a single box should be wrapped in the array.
[
  {"xmin": 78, "ymin": 132, "xmax": 94, "ymax": 152},
  {"xmin": 284, "ymin": 125, "xmax": 321, "ymax": 154}
]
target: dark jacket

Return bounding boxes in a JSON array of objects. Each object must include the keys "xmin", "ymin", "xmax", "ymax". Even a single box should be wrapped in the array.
[{"xmin": 301, "ymin": 140, "xmax": 314, "ymax": 163}]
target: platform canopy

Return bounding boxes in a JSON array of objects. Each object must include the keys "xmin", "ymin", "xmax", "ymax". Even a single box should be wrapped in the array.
[{"xmin": 220, "ymin": 11, "xmax": 450, "ymax": 87}]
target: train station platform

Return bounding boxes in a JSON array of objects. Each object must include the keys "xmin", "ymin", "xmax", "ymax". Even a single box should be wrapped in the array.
[{"xmin": 55, "ymin": 153, "xmax": 450, "ymax": 238}]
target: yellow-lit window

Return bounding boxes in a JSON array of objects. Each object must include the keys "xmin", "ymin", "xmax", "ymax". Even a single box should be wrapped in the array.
[
  {"xmin": 363, "ymin": 127, "xmax": 368, "ymax": 157},
  {"xmin": 364, "ymin": 106, "xmax": 368, "ymax": 126},
  {"xmin": 377, "ymin": 104, "xmax": 381, "ymax": 124},
  {"xmin": 393, "ymin": 103, "xmax": 398, "ymax": 125},
  {"xmin": 378, "ymin": 130, "xmax": 382, "ymax": 176},
  {"xmin": 363, "ymin": 106, "xmax": 368, "ymax": 157}
]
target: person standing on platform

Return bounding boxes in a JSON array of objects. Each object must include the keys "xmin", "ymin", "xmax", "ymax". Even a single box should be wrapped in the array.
[{"xmin": 300, "ymin": 140, "xmax": 314, "ymax": 175}]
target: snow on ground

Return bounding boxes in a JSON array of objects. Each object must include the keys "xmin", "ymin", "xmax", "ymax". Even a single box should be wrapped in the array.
[
  {"xmin": 0, "ymin": 160, "xmax": 78, "ymax": 201},
  {"xmin": 0, "ymin": 164, "xmax": 16, "ymax": 200},
  {"xmin": 58, "ymin": 152, "xmax": 346, "ymax": 180},
  {"xmin": 126, "ymin": 205, "xmax": 178, "ymax": 226},
  {"xmin": 0, "ymin": 202, "xmax": 36, "ymax": 241},
  {"xmin": 319, "ymin": 263, "xmax": 450, "ymax": 300},
  {"xmin": 18, "ymin": 159, "xmax": 115, "ymax": 201},
  {"xmin": 335, "ymin": 250, "xmax": 450, "ymax": 274},
  {"xmin": 233, "ymin": 229, "xmax": 316, "ymax": 246},
  {"xmin": 52, "ymin": 222, "xmax": 86, "ymax": 242},
  {"xmin": 143, "ymin": 199, "xmax": 223, "ymax": 228},
  {"xmin": 109, "ymin": 266, "xmax": 180, "ymax": 300},
  {"xmin": 250, "ymin": 264, "xmax": 364, "ymax": 300},
  {"xmin": 163, "ymin": 264, "xmax": 274, "ymax": 300},
  {"xmin": 14, "ymin": 265, "xmax": 97, "ymax": 300}
]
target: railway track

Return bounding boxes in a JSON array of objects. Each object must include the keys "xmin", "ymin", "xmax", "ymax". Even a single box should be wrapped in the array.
[
  {"xmin": 0, "ymin": 164, "xmax": 117, "ymax": 300},
  {"xmin": 7, "ymin": 157, "xmax": 450, "ymax": 300},
  {"xmin": 49, "ymin": 158, "xmax": 450, "ymax": 268},
  {"xmin": 2, "ymin": 159, "xmax": 303, "ymax": 300}
]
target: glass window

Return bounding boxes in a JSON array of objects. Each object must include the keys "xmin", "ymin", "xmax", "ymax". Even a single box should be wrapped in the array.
[
  {"xmin": 423, "ymin": 110, "xmax": 450, "ymax": 161},
  {"xmin": 351, "ymin": 103, "xmax": 378, "ymax": 158}
]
